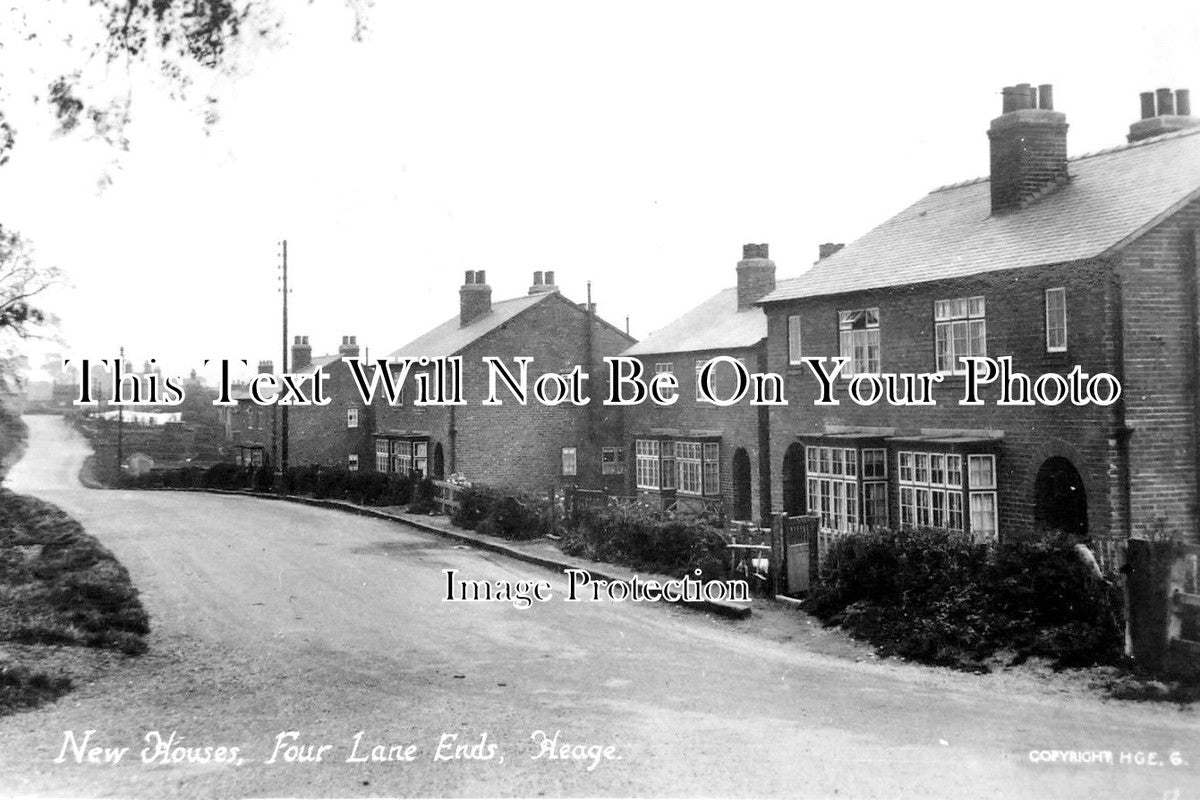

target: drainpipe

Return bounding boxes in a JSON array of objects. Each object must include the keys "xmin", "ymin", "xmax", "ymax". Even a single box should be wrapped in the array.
[{"xmin": 1109, "ymin": 262, "xmax": 1133, "ymax": 540}]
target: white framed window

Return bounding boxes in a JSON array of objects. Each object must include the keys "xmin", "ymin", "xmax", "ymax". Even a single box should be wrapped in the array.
[
  {"xmin": 703, "ymin": 442, "xmax": 719, "ymax": 496},
  {"xmin": 897, "ymin": 450, "xmax": 964, "ymax": 532},
  {"xmin": 635, "ymin": 439, "xmax": 660, "ymax": 489},
  {"xmin": 695, "ymin": 359, "xmax": 708, "ymax": 402},
  {"xmin": 348, "ymin": 454, "xmax": 359, "ymax": 472},
  {"xmin": 968, "ymin": 454, "xmax": 996, "ymax": 490},
  {"xmin": 375, "ymin": 439, "xmax": 390, "ymax": 472},
  {"xmin": 413, "ymin": 441, "xmax": 428, "ymax": 478},
  {"xmin": 601, "ymin": 446, "xmax": 624, "ymax": 475},
  {"xmin": 347, "ymin": 407, "xmax": 359, "ymax": 428},
  {"xmin": 1045, "ymin": 287, "xmax": 1067, "ymax": 352},
  {"xmin": 653, "ymin": 362, "xmax": 675, "ymax": 399},
  {"xmin": 392, "ymin": 440, "xmax": 412, "ymax": 475},
  {"xmin": 805, "ymin": 446, "xmax": 861, "ymax": 532},
  {"xmin": 838, "ymin": 308, "xmax": 880, "ymax": 376},
  {"xmin": 676, "ymin": 441, "xmax": 703, "ymax": 495},
  {"xmin": 561, "ymin": 446, "xmax": 577, "ymax": 477},
  {"xmin": 970, "ymin": 492, "xmax": 998, "ymax": 539},
  {"xmin": 788, "ymin": 314, "xmax": 802, "ymax": 364},
  {"xmin": 935, "ymin": 296, "xmax": 986, "ymax": 374}
]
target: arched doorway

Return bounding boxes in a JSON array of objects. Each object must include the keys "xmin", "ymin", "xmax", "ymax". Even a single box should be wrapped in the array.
[
  {"xmin": 731, "ymin": 448, "xmax": 752, "ymax": 521},
  {"xmin": 432, "ymin": 442, "xmax": 445, "ymax": 479},
  {"xmin": 782, "ymin": 443, "xmax": 804, "ymax": 516},
  {"xmin": 1034, "ymin": 456, "xmax": 1087, "ymax": 535}
]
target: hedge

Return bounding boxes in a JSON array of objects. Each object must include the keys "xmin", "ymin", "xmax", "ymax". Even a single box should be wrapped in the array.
[{"xmin": 805, "ymin": 527, "xmax": 1125, "ymax": 670}]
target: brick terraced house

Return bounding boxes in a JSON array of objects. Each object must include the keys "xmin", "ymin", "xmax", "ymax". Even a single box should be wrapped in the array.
[
  {"xmin": 285, "ymin": 334, "xmax": 377, "ymax": 471},
  {"xmin": 372, "ymin": 270, "xmax": 635, "ymax": 492},
  {"xmin": 759, "ymin": 84, "xmax": 1200, "ymax": 548},
  {"xmin": 620, "ymin": 244, "xmax": 775, "ymax": 522}
]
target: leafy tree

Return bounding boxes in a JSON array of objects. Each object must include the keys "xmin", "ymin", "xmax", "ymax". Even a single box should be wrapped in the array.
[
  {"xmin": 0, "ymin": 1, "xmax": 372, "ymax": 165},
  {"xmin": 0, "ymin": 226, "xmax": 59, "ymax": 340}
]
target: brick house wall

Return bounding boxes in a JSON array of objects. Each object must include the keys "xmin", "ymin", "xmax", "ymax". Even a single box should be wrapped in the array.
[
  {"xmin": 373, "ymin": 292, "xmax": 634, "ymax": 494},
  {"xmin": 286, "ymin": 362, "xmax": 376, "ymax": 471},
  {"xmin": 1117, "ymin": 196, "xmax": 1200, "ymax": 539},
  {"xmin": 622, "ymin": 343, "xmax": 770, "ymax": 523}
]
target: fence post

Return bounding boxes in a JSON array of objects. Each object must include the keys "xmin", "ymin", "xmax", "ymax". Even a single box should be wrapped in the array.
[
  {"xmin": 548, "ymin": 484, "xmax": 557, "ymax": 535},
  {"xmin": 770, "ymin": 512, "xmax": 786, "ymax": 596}
]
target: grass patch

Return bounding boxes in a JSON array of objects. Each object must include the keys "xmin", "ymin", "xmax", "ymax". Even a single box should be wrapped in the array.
[
  {"xmin": 0, "ymin": 661, "xmax": 73, "ymax": 714},
  {"xmin": 0, "ymin": 487, "xmax": 150, "ymax": 715}
]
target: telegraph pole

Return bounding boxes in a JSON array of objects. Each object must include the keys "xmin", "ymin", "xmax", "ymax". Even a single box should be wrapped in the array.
[
  {"xmin": 116, "ymin": 345, "xmax": 124, "ymax": 485},
  {"xmin": 279, "ymin": 240, "xmax": 290, "ymax": 491}
]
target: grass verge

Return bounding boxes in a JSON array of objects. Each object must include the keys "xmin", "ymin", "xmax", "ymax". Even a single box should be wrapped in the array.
[{"xmin": 0, "ymin": 487, "xmax": 150, "ymax": 715}]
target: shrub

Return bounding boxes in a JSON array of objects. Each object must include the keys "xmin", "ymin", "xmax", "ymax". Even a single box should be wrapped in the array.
[
  {"xmin": 561, "ymin": 502, "xmax": 728, "ymax": 577},
  {"xmin": 805, "ymin": 528, "xmax": 1125, "ymax": 670}
]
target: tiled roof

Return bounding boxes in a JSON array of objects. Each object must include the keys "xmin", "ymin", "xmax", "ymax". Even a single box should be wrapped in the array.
[
  {"xmin": 386, "ymin": 293, "xmax": 553, "ymax": 359},
  {"xmin": 623, "ymin": 287, "xmax": 767, "ymax": 356},
  {"xmin": 295, "ymin": 353, "xmax": 342, "ymax": 374},
  {"xmin": 762, "ymin": 127, "xmax": 1200, "ymax": 303}
]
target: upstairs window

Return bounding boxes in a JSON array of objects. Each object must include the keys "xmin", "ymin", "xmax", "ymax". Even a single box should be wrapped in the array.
[
  {"xmin": 561, "ymin": 447, "xmax": 577, "ymax": 477},
  {"xmin": 653, "ymin": 362, "xmax": 675, "ymax": 399},
  {"xmin": 1045, "ymin": 288, "xmax": 1067, "ymax": 352},
  {"xmin": 935, "ymin": 296, "xmax": 986, "ymax": 374},
  {"xmin": 838, "ymin": 308, "xmax": 880, "ymax": 375},
  {"xmin": 347, "ymin": 407, "xmax": 359, "ymax": 428},
  {"xmin": 348, "ymin": 454, "xmax": 359, "ymax": 472},
  {"xmin": 788, "ymin": 314, "xmax": 802, "ymax": 364}
]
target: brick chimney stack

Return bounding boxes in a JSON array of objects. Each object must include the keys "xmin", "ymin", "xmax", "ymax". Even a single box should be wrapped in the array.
[
  {"xmin": 257, "ymin": 360, "xmax": 274, "ymax": 374},
  {"xmin": 1128, "ymin": 88, "xmax": 1199, "ymax": 142},
  {"xmin": 988, "ymin": 83, "xmax": 1069, "ymax": 214},
  {"xmin": 818, "ymin": 242, "xmax": 845, "ymax": 260},
  {"xmin": 290, "ymin": 335, "xmax": 311, "ymax": 371},
  {"xmin": 338, "ymin": 335, "xmax": 360, "ymax": 358},
  {"xmin": 528, "ymin": 270, "xmax": 559, "ymax": 295},
  {"xmin": 460, "ymin": 270, "xmax": 492, "ymax": 327},
  {"xmin": 736, "ymin": 243, "xmax": 776, "ymax": 311}
]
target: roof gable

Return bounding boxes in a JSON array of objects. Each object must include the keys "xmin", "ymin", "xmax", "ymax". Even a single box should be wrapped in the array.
[{"xmin": 763, "ymin": 127, "xmax": 1200, "ymax": 303}]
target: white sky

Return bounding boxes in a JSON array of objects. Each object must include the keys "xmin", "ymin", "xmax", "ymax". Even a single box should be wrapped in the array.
[{"xmin": 0, "ymin": 0, "xmax": 1197, "ymax": 381}]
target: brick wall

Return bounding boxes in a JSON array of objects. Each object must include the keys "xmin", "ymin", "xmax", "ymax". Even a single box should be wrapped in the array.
[
  {"xmin": 622, "ymin": 343, "xmax": 770, "ymax": 522},
  {"xmin": 287, "ymin": 362, "xmax": 376, "ymax": 470},
  {"xmin": 1117, "ymin": 196, "xmax": 1200, "ymax": 540}
]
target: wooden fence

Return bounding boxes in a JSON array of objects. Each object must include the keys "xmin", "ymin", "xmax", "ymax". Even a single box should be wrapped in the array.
[{"xmin": 431, "ymin": 479, "xmax": 462, "ymax": 516}]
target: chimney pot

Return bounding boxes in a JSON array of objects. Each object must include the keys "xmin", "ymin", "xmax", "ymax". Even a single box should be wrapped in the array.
[
  {"xmin": 545, "ymin": 270, "xmax": 555, "ymax": 286},
  {"xmin": 1140, "ymin": 91, "xmax": 1157, "ymax": 120},
  {"xmin": 463, "ymin": 270, "xmax": 474, "ymax": 285},
  {"xmin": 533, "ymin": 270, "xmax": 543, "ymax": 285},
  {"xmin": 338, "ymin": 335, "xmax": 360, "ymax": 358},
  {"xmin": 1037, "ymin": 84, "xmax": 1053, "ymax": 110},
  {"xmin": 742, "ymin": 243, "xmax": 769, "ymax": 259},
  {"xmin": 1177, "ymin": 89, "xmax": 1192, "ymax": 116},
  {"xmin": 1156, "ymin": 87, "xmax": 1175, "ymax": 116},
  {"xmin": 1001, "ymin": 86, "xmax": 1018, "ymax": 113},
  {"xmin": 475, "ymin": 270, "xmax": 487, "ymax": 285}
]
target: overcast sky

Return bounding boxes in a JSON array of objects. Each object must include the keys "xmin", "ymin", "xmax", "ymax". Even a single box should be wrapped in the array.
[{"xmin": 1, "ymin": 0, "xmax": 1197, "ymax": 381}]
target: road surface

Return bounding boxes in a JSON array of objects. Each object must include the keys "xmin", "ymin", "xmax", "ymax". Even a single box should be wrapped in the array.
[{"xmin": 0, "ymin": 415, "xmax": 1196, "ymax": 798}]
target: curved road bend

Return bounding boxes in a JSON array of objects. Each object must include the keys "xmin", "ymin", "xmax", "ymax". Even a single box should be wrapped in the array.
[{"xmin": 0, "ymin": 415, "xmax": 1195, "ymax": 798}]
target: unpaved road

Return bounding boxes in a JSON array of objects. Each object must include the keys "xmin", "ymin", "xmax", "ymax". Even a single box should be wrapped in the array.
[{"xmin": 0, "ymin": 415, "xmax": 1196, "ymax": 798}]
